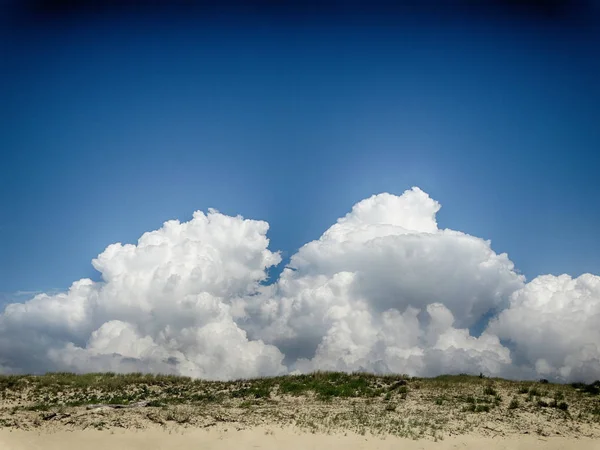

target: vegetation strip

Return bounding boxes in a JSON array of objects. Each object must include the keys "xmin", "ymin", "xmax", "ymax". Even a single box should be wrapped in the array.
[{"xmin": 0, "ymin": 372, "xmax": 598, "ymax": 439}]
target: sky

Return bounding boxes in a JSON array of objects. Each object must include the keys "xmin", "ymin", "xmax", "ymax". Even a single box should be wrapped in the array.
[{"xmin": 0, "ymin": 1, "xmax": 599, "ymax": 381}]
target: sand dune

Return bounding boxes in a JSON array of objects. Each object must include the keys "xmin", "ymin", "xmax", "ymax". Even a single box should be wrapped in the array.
[{"xmin": 1, "ymin": 373, "xmax": 599, "ymax": 449}]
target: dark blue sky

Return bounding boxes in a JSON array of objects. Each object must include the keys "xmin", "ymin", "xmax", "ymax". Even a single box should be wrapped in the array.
[{"xmin": 1, "ymin": 2, "xmax": 599, "ymax": 297}]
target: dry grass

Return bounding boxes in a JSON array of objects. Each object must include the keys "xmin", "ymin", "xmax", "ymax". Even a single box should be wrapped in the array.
[{"xmin": 0, "ymin": 372, "xmax": 599, "ymax": 440}]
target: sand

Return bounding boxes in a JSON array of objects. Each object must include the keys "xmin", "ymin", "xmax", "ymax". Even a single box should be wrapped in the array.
[{"xmin": 0, "ymin": 426, "xmax": 598, "ymax": 450}]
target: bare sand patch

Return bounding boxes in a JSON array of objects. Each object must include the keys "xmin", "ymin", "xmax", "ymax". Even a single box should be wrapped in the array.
[{"xmin": 0, "ymin": 426, "xmax": 598, "ymax": 450}]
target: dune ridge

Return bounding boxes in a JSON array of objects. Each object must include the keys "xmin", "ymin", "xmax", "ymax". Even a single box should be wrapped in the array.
[{"xmin": 0, "ymin": 372, "xmax": 599, "ymax": 448}]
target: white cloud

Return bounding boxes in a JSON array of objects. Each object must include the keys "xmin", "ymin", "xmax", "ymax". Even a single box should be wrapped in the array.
[
  {"xmin": 0, "ymin": 188, "xmax": 598, "ymax": 382},
  {"xmin": 0, "ymin": 210, "xmax": 286, "ymax": 380},
  {"xmin": 488, "ymin": 273, "xmax": 600, "ymax": 382},
  {"xmin": 245, "ymin": 189, "xmax": 523, "ymax": 377}
]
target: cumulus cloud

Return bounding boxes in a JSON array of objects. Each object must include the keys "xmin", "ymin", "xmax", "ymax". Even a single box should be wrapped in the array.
[
  {"xmin": 243, "ymin": 188, "xmax": 523, "ymax": 377},
  {"xmin": 0, "ymin": 210, "xmax": 286, "ymax": 380},
  {"xmin": 0, "ymin": 187, "xmax": 598, "ymax": 382},
  {"xmin": 488, "ymin": 274, "xmax": 600, "ymax": 382}
]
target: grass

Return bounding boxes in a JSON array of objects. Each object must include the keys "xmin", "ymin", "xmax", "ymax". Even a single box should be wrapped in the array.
[
  {"xmin": 0, "ymin": 372, "xmax": 599, "ymax": 437},
  {"xmin": 276, "ymin": 372, "xmax": 392, "ymax": 399},
  {"xmin": 572, "ymin": 381, "xmax": 600, "ymax": 396},
  {"xmin": 483, "ymin": 385, "xmax": 497, "ymax": 396},
  {"xmin": 528, "ymin": 387, "xmax": 542, "ymax": 396}
]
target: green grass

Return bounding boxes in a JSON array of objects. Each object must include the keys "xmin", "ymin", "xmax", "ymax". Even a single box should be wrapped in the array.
[
  {"xmin": 572, "ymin": 381, "xmax": 600, "ymax": 396},
  {"xmin": 528, "ymin": 387, "xmax": 541, "ymax": 396},
  {"xmin": 434, "ymin": 396, "xmax": 446, "ymax": 405},
  {"xmin": 555, "ymin": 401, "xmax": 569, "ymax": 411},
  {"xmin": 0, "ymin": 371, "xmax": 412, "ymax": 411},
  {"xmin": 1, "ymin": 371, "xmax": 599, "ymax": 437},
  {"xmin": 276, "ymin": 372, "xmax": 391, "ymax": 399},
  {"xmin": 483, "ymin": 385, "xmax": 497, "ymax": 396}
]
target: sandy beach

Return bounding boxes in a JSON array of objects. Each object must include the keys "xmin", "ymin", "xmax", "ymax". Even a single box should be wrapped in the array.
[{"xmin": 1, "ymin": 426, "xmax": 599, "ymax": 450}]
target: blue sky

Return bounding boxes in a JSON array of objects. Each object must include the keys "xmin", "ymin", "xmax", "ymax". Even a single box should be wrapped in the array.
[{"xmin": 1, "ymin": 5, "xmax": 599, "ymax": 298}]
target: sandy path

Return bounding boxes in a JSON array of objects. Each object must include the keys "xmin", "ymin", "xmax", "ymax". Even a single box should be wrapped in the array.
[{"xmin": 0, "ymin": 427, "xmax": 598, "ymax": 450}]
